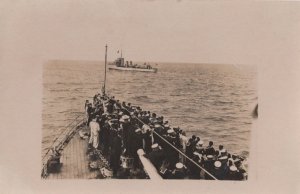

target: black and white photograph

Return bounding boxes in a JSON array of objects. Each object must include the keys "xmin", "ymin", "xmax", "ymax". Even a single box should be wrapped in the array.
[
  {"xmin": 42, "ymin": 46, "xmax": 256, "ymax": 180},
  {"xmin": 1, "ymin": 0, "xmax": 299, "ymax": 193}
]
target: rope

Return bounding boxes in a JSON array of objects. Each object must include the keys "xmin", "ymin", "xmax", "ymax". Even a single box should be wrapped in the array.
[{"xmin": 119, "ymin": 105, "xmax": 218, "ymax": 180}]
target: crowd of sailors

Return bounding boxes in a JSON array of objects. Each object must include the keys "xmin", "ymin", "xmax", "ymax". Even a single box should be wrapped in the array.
[{"xmin": 84, "ymin": 93, "xmax": 247, "ymax": 180}]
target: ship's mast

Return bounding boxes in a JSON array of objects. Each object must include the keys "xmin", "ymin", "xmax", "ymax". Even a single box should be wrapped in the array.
[{"xmin": 103, "ymin": 44, "xmax": 108, "ymax": 95}]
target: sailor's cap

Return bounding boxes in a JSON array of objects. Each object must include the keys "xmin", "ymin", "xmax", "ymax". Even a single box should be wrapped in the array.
[
  {"xmin": 154, "ymin": 124, "xmax": 162, "ymax": 128},
  {"xmin": 135, "ymin": 128, "xmax": 142, "ymax": 133},
  {"xmin": 110, "ymin": 118, "xmax": 118, "ymax": 122},
  {"xmin": 214, "ymin": 161, "xmax": 222, "ymax": 168},
  {"xmin": 118, "ymin": 111, "xmax": 124, "ymax": 116},
  {"xmin": 95, "ymin": 115, "xmax": 100, "ymax": 117},
  {"xmin": 167, "ymin": 129, "xmax": 175, "ymax": 134},
  {"xmin": 229, "ymin": 166, "xmax": 238, "ymax": 172},
  {"xmin": 219, "ymin": 156, "xmax": 228, "ymax": 161},
  {"xmin": 176, "ymin": 162, "xmax": 184, "ymax": 169},
  {"xmin": 122, "ymin": 115, "xmax": 130, "ymax": 120},
  {"xmin": 206, "ymin": 155, "xmax": 214, "ymax": 160},
  {"xmin": 193, "ymin": 152, "xmax": 202, "ymax": 157},
  {"xmin": 151, "ymin": 143, "xmax": 159, "ymax": 149},
  {"xmin": 164, "ymin": 124, "xmax": 170, "ymax": 128}
]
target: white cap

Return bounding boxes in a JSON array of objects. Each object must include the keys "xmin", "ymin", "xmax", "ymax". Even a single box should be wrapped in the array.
[
  {"xmin": 151, "ymin": 143, "xmax": 159, "ymax": 149},
  {"xmin": 135, "ymin": 128, "xmax": 142, "ymax": 133},
  {"xmin": 193, "ymin": 152, "xmax": 202, "ymax": 158},
  {"xmin": 154, "ymin": 124, "xmax": 161, "ymax": 128},
  {"xmin": 207, "ymin": 155, "xmax": 214, "ymax": 159},
  {"xmin": 176, "ymin": 162, "xmax": 184, "ymax": 169},
  {"xmin": 214, "ymin": 161, "xmax": 222, "ymax": 168},
  {"xmin": 230, "ymin": 166, "xmax": 238, "ymax": 172},
  {"xmin": 219, "ymin": 156, "xmax": 228, "ymax": 161},
  {"xmin": 167, "ymin": 129, "xmax": 175, "ymax": 134}
]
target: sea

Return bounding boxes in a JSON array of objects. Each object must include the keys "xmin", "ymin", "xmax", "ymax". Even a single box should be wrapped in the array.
[{"xmin": 42, "ymin": 60, "xmax": 257, "ymax": 159}]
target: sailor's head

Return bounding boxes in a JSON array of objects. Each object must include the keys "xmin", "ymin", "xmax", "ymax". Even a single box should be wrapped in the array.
[
  {"xmin": 209, "ymin": 141, "xmax": 214, "ymax": 146},
  {"xmin": 86, "ymin": 100, "xmax": 89, "ymax": 103},
  {"xmin": 219, "ymin": 145, "xmax": 224, "ymax": 150}
]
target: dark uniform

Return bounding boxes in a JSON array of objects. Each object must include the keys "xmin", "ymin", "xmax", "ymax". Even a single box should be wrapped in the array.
[
  {"xmin": 148, "ymin": 149, "xmax": 165, "ymax": 169},
  {"xmin": 110, "ymin": 133, "xmax": 122, "ymax": 175}
]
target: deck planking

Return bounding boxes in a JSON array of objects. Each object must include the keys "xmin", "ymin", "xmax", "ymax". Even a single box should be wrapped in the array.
[{"xmin": 47, "ymin": 126, "xmax": 101, "ymax": 179}]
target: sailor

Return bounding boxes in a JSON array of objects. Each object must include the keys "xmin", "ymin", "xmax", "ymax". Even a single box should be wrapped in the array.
[
  {"xmin": 212, "ymin": 160, "xmax": 224, "ymax": 180},
  {"xmin": 86, "ymin": 103, "xmax": 93, "ymax": 126},
  {"xmin": 157, "ymin": 159, "xmax": 171, "ymax": 179},
  {"xmin": 195, "ymin": 140, "xmax": 205, "ymax": 154},
  {"xmin": 179, "ymin": 131, "xmax": 188, "ymax": 163},
  {"xmin": 224, "ymin": 165, "xmax": 244, "ymax": 180},
  {"xmin": 149, "ymin": 113, "xmax": 157, "ymax": 124},
  {"xmin": 148, "ymin": 143, "xmax": 165, "ymax": 169},
  {"xmin": 186, "ymin": 135, "xmax": 197, "ymax": 158},
  {"xmin": 205, "ymin": 141, "xmax": 216, "ymax": 155},
  {"xmin": 101, "ymin": 114, "xmax": 111, "ymax": 155},
  {"xmin": 188, "ymin": 152, "xmax": 201, "ymax": 179},
  {"xmin": 218, "ymin": 145, "xmax": 227, "ymax": 157},
  {"xmin": 171, "ymin": 162, "xmax": 186, "ymax": 179},
  {"xmin": 110, "ymin": 129, "xmax": 122, "ymax": 176},
  {"xmin": 235, "ymin": 160, "xmax": 247, "ymax": 180},
  {"xmin": 89, "ymin": 116, "xmax": 100, "ymax": 150},
  {"xmin": 203, "ymin": 155, "xmax": 215, "ymax": 180},
  {"xmin": 219, "ymin": 155, "xmax": 229, "ymax": 178},
  {"xmin": 141, "ymin": 124, "xmax": 153, "ymax": 154},
  {"xmin": 164, "ymin": 129, "xmax": 179, "ymax": 167},
  {"xmin": 119, "ymin": 115, "xmax": 131, "ymax": 155},
  {"xmin": 129, "ymin": 128, "xmax": 144, "ymax": 168}
]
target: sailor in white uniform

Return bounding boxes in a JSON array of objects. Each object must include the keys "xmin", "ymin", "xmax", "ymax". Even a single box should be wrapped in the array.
[{"xmin": 89, "ymin": 116, "xmax": 100, "ymax": 149}]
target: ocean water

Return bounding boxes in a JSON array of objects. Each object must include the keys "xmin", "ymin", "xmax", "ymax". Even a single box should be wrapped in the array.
[{"xmin": 42, "ymin": 60, "xmax": 257, "ymax": 158}]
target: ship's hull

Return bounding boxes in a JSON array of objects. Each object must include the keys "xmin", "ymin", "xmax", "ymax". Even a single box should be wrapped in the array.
[{"xmin": 109, "ymin": 66, "xmax": 158, "ymax": 73}]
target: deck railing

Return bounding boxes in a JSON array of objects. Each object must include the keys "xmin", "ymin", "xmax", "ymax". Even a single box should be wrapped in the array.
[{"xmin": 41, "ymin": 114, "xmax": 85, "ymax": 178}]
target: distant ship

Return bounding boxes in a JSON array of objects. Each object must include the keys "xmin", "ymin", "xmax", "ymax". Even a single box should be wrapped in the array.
[{"xmin": 108, "ymin": 55, "xmax": 158, "ymax": 73}]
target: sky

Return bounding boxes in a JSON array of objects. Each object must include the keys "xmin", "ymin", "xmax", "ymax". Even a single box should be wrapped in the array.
[{"xmin": 1, "ymin": 0, "xmax": 299, "ymax": 65}]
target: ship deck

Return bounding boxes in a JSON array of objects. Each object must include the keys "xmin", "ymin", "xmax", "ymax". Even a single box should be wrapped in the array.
[{"xmin": 47, "ymin": 126, "xmax": 104, "ymax": 179}]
